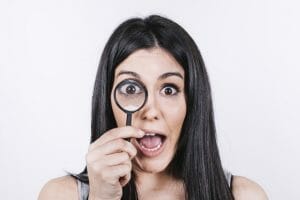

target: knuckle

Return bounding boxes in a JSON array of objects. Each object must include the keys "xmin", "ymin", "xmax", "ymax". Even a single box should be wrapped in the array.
[
  {"xmin": 117, "ymin": 139, "xmax": 127, "ymax": 149},
  {"xmin": 115, "ymin": 165, "xmax": 127, "ymax": 174},
  {"xmin": 110, "ymin": 140, "xmax": 118, "ymax": 149},
  {"xmin": 121, "ymin": 152, "xmax": 129, "ymax": 160},
  {"xmin": 123, "ymin": 141, "xmax": 131, "ymax": 151},
  {"xmin": 126, "ymin": 143, "xmax": 137, "ymax": 158},
  {"xmin": 133, "ymin": 148, "xmax": 137, "ymax": 156},
  {"xmin": 130, "ymin": 144, "xmax": 137, "ymax": 155}
]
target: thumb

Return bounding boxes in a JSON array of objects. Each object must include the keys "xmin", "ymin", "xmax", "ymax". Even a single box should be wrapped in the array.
[{"xmin": 119, "ymin": 172, "xmax": 131, "ymax": 187}]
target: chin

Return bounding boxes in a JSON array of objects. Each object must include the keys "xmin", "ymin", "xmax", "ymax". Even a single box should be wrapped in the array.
[{"xmin": 133, "ymin": 156, "xmax": 172, "ymax": 174}]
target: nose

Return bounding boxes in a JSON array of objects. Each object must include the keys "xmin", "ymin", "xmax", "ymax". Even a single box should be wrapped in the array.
[{"xmin": 139, "ymin": 92, "xmax": 161, "ymax": 121}]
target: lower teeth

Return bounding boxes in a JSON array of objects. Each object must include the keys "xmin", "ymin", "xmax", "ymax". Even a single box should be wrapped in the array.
[{"xmin": 140, "ymin": 142, "xmax": 162, "ymax": 152}]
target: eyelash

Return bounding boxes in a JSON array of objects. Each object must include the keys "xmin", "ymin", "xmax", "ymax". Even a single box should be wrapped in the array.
[
  {"xmin": 160, "ymin": 83, "xmax": 180, "ymax": 96},
  {"xmin": 116, "ymin": 79, "xmax": 181, "ymax": 96}
]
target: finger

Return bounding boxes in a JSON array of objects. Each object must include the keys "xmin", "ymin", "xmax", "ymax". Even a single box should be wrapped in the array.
[
  {"xmin": 87, "ymin": 151, "xmax": 129, "ymax": 166},
  {"xmin": 87, "ymin": 139, "xmax": 137, "ymax": 163},
  {"xmin": 102, "ymin": 163, "xmax": 131, "ymax": 185},
  {"xmin": 104, "ymin": 152, "xmax": 130, "ymax": 166},
  {"xmin": 120, "ymin": 172, "xmax": 131, "ymax": 187},
  {"xmin": 100, "ymin": 139, "xmax": 137, "ymax": 159},
  {"xmin": 119, "ymin": 160, "xmax": 132, "ymax": 187},
  {"xmin": 100, "ymin": 127, "xmax": 144, "ymax": 146},
  {"xmin": 89, "ymin": 127, "xmax": 144, "ymax": 151}
]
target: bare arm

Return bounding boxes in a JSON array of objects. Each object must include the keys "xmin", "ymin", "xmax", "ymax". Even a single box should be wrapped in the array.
[
  {"xmin": 38, "ymin": 176, "xmax": 78, "ymax": 200},
  {"xmin": 232, "ymin": 176, "xmax": 268, "ymax": 200}
]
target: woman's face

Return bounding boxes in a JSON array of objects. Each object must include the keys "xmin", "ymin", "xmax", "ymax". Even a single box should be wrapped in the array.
[{"xmin": 111, "ymin": 48, "xmax": 186, "ymax": 173}]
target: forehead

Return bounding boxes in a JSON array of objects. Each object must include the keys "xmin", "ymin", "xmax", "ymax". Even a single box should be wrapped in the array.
[{"xmin": 115, "ymin": 48, "xmax": 184, "ymax": 77}]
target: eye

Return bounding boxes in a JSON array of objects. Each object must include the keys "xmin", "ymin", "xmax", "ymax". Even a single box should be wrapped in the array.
[
  {"xmin": 118, "ymin": 83, "xmax": 142, "ymax": 95},
  {"xmin": 161, "ymin": 84, "xmax": 179, "ymax": 96}
]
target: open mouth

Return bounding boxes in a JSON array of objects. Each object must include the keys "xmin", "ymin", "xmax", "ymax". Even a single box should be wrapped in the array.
[{"xmin": 135, "ymin": 132, "xmax": 166, "ymax": 157}]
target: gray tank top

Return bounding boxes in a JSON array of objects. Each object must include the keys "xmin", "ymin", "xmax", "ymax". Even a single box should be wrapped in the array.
[
  {"xmin": 77, "ymin": 170, "xmax": 233, "ymax": 200},
  {"xmin": 77, "ymin": 180, "xmax": 89, "ymax": 200}
]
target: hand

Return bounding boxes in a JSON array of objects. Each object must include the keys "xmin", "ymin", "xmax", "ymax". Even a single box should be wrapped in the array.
[{"xmin": 86, "ymin": 126, "xmax": 144, "ymax": 200}]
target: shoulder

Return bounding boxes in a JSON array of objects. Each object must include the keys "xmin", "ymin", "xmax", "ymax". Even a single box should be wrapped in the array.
[
  {"xmin": 232, "ymin": 175, "xmax": 268, "ymax": 200},
  {"xmin": 38, "ymin": 175, "xmax": 79, "ymax": 200}
]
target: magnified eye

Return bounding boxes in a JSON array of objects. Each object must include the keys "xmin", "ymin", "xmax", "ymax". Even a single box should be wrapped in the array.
[
  {"xmin": 114, "ymin": 79, "xmax": 147, "ymax": 113},
  {"xmin": 119, "ymin": 83, "xmax": 142, "ymax": 95}
]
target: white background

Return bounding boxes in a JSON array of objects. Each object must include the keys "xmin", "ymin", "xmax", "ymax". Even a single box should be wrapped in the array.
[{"xmin": 1, "ymin": 0, "xmax": 299, "ymax": 199}]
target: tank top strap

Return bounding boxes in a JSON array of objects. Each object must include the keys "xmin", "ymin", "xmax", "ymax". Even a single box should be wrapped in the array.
[{"xmin": 77, "ymin": 179, "xmax": 89, "ymax": 200}]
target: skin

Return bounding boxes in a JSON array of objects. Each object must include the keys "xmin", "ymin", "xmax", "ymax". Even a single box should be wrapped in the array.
[
  {"xmin": 38, "ymin": 48, "xmax": 268, "ymax": 200},
  {"xmin": 111, "ymin": 48, "xmax": 186, "ymax": 173},
  {"xmin": 110, "ymin": 47, "xmax": 187, "ymax": 198}
]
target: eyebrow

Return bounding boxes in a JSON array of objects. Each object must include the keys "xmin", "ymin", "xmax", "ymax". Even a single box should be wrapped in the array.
[
  {"xmin": 158, "ymin": 72, "xmax": 183, "ymax": 80},
  {"xmin": 117, "ymin": 70, "xmax": 184, "ymax": 80}
]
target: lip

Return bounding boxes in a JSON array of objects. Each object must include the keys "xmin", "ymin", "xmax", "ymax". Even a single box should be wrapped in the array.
[
  {"xmin": 132, "ymin": 128, "xmax": 167, "ymax": 158},
  {"xmin": 140, "ymin": 128, "xmax": 166, "ymax": 136},
  {"xmin": 132, "ymin": 137, "xmax": 166, "ymax": 157}
]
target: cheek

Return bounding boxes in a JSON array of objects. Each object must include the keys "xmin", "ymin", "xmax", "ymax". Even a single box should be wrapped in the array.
[{"xmin": 161, "ymin": 97, "xmax": 186, "ymax": 132}]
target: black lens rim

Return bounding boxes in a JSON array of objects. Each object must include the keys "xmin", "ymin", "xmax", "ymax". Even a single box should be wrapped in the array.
[{"xmin": 113, "ymin": 79, "xmax": 148, "ymax": 114}]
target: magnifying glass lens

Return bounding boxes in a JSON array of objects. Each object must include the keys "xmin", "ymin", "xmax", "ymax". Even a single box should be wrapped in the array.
[{"xmin": 115, "ymin": 80, "xmax": 146, "ymax": 112}]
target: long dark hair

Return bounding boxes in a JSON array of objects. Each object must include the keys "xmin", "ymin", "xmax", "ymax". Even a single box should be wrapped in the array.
[{"xmin": 72, "ymin": 14, "xmax": 234, "ymax": 200}]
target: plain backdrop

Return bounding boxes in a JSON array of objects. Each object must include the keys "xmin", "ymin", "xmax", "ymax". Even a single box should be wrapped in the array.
[{"xmin": 1, "ymin": 0, "xmax": 299, "ymax": 199}]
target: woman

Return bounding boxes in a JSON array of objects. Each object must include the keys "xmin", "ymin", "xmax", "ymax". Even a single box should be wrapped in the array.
[{"xmin": 39, "ymin": 15, "xmax": 268, "ymax": 200}]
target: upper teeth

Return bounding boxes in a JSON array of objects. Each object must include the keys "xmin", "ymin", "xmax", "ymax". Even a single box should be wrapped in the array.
[{"xmin": 145, "ymin": 133, "xmax": 156, "ymax": 136}]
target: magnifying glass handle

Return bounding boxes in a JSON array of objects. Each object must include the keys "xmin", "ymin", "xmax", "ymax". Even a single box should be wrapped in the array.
[
  {"xmin": 126, "ymin": 113, "xmax": 132, "ymax": 126},
  {"xmin": 125, "ymin": 113, "xmax": 132, "ymax": 142}
]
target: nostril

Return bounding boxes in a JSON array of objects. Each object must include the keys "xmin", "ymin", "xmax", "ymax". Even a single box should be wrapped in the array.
[
  {"xmin": 139, "ymin": 100, "xmax": 161, "ymax": 120},
  {"xmin": 142, "ymin": 115, "xmax": 159, "ymax": 121}
]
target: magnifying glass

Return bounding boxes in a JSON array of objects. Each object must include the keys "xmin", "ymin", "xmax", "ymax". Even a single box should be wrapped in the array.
[{"xmin": 113, "ymin": 79, "xmax": 148, "ymax": 127}]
